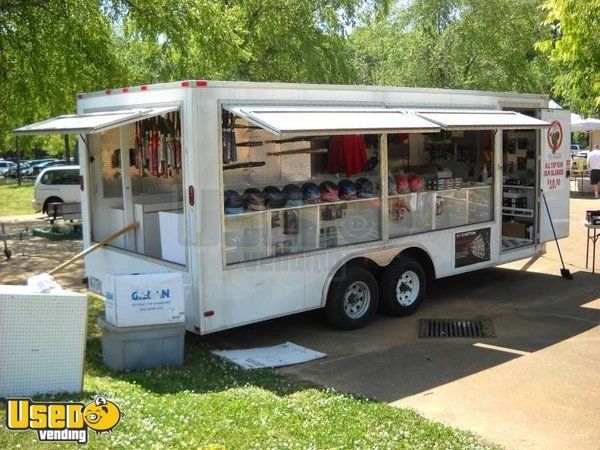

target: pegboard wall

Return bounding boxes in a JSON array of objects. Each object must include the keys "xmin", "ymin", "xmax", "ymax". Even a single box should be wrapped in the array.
[
  {"xmin": 223, "ymin": 118, "xmax": 314, "ymax": 190},
  {"xmin": 0, "ymin": 289, "xmax": 87, "ymax": 397},
  {"xmin": 95, "ymin": 119, "xmax": 183, "ymax": 200}
]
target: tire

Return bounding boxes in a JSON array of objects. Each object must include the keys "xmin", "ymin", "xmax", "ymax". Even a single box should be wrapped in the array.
[
  {"xmin": 325, "ymin": 266, "xmax": 379, "ymax": 330},
  {"xmin": 379, "ymin": 257, "xmax": 426, "ymax": 317},
  {"xmin": 43, "ymin": 197, "xmax": 62, "ymax": 214}
]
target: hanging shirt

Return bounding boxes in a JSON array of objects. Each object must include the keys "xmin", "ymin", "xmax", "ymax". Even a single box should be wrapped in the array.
[{"xmin": 328, "ymin": 135, "xmax": 367, "ymax": 176}]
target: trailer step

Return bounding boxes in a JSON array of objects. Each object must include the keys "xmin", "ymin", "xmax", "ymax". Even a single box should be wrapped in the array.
[{"xmin": 418, "ymin": 319, "xmax": 495, "ymax": 338}]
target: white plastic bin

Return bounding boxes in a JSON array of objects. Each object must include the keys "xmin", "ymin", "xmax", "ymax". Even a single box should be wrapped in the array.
[{"xmin": 103, "ymin": 272, "xmax": 185, "ymax": 327}]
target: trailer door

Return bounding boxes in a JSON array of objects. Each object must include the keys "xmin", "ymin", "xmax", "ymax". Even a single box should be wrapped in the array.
[{"xmin": 539, "ymin": 108, "xmax": 571, "ymax": 242}]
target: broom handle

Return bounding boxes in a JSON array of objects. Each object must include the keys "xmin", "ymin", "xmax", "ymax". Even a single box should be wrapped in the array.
[
  {"xmin": 541, "ymin": 190, "xmax": 567, "ymax": 269},
  {"xmin": 48, "ymin": 222, "xmax": 139, "ymax": 275}
]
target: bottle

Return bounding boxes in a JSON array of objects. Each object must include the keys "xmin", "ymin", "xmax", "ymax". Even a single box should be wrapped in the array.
[{"xmin": 482, "ymin": 166, "xmax": 489, "ymax": 184}]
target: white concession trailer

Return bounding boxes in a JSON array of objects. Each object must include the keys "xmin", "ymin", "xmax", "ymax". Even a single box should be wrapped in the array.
[{"xmin": 14, "ymin": 81, "xmax": 571, "ymax": 333}]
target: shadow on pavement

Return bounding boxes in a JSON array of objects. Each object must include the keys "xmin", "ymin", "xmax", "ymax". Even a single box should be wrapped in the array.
[{"xmin": 197, "ymin": 266, "xmax": 600, "ymax": 402}]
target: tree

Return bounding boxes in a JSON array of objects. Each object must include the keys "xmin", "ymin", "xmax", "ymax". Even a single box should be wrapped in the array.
[
  {"xmin": 349, "ymin": 0, "xmax": 555, "ymax": 94},
  {"xmin": 1, "ymin": 0, "xmax": 370, "ymax": 154},
  {"xmin": 0, "ymin": 0, "xmax": 127, "ymax": 154},
  {"xmin": 114, "ymin": 0, "xmax": 362, "ymax": 84},
  {"xmin": 538, "ymin": 0, "xmax": 600, "ymax": 116}
]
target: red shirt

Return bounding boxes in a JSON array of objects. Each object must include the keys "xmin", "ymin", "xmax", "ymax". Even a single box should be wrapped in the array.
[{"xmin": 328, "ymin": 135, "xmax": 367, "ymax": 176}]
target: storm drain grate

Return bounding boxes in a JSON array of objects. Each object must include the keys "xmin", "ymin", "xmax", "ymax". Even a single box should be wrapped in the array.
[{"xmin": 419, "ymin": 319, "xmax": 495, "ymax": 338}]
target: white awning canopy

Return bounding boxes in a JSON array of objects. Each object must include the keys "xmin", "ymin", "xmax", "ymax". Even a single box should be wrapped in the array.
[
  {"xmin": 13, "ymin": 105, "xmax": 179, "ymax": 136},
  {"xmin": 415, "ymin": 109, "xmax": 550, "ymax": 130},
  {"xmin": 225, "ymin": 105, "xmax": 443, "ymax": 136}
]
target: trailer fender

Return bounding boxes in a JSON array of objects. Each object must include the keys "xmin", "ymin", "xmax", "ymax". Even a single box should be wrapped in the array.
[{"xmin": 320, "ymin": 244, "xmax": 435, "ymax": 308}]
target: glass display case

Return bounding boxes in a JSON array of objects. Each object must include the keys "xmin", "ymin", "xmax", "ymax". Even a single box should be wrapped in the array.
[
  {"xmin": 221, "ymin": 112, "xmax": 497, "ymax": 265},
  {"xmin": 221, "ymin": 110, "xmax": 383, "ymax": 264},
  {"xmin": 387, "ymin": 130, "xmax": 495, "ymax": 238}
]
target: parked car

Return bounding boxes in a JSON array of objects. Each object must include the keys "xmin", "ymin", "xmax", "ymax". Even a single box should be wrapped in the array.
[
  {"xmin": 577, "ymin": 150, "xmax": 590, "ymax": 159},
  {"xmin": 5, "ymin": 161, "xmax": 33, "ymax": 178},
  {"xmin": 32, "ymin": 165, "xmax": 81, "ymax": 213},
  {"xmin": 570, "ymin": 144, "xmax": 585, "ymax": 157},
  {"xmin": 15, "ymin": 158, "xmax": 53, "ymax": 178},
  {"xmin": 28, "ymin": 159, "xmax": 69, "ymax": 178},
  {"xmin": 0, "ymin": 160, "xmax": 16, "ymax": 176},
  {"xmin": 5, "ymin": 162, "xmax": 23, "ymax": 178}
]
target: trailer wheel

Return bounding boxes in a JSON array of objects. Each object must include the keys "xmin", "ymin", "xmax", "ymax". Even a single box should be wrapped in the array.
[
  {"xmin": 380, "ymin": 257, "xmax": 426, "ymax": 316},
  {"xmin": 325, "ymin": 266, "xmax": 379, "ymax": 330}
]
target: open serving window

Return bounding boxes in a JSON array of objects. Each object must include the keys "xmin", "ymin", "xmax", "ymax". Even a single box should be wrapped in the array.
[
  {"xmin": 386, "ymin": 130, "xmax": 496, "ymax": 237},
  {"xmin": 15, "ymin": 106, "xmax": 187, "ymax": 266},
  {"xmin": 220, "ymin": 105, "xmax": 549, "ymax": 266},
  {"xmin": 86, "ymin": 107, "xmax": 185, "ymax": 265},
  {"xmin": 221, "ymin": 106, "xmax": 441, "ymax": 265}
]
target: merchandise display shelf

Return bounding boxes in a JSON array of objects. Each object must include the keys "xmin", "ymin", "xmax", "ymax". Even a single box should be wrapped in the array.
[
  {"xmin": 502, "ymin": 185, "xmax": 534, "ymax": 190},
  {"xmin": 502, "ymin": 207, "xmax": 534, "ymax": 218}
]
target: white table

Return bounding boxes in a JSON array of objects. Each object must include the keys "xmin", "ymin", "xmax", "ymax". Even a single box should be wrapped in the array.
[{"xmin": 585, "ymin": 222, "xmax": 600, "ymax": 273}]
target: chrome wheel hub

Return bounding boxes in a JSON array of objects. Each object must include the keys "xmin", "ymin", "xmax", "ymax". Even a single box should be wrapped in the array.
[
  {"xmin": 343, "ymin": 281, "xmax": 371, "ymax": 319},
  {"xmin": 396, "ymin": 271, "xmax": 420, "ymax": 306}
]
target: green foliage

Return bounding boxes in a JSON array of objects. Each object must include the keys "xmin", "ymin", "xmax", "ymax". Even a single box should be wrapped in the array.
[
  {"xmin": 0, "ymin": 0, "xmax": 128, "ymax": 153},
  {"xmin": 115, "ymin": 0, "xmax": 361, "ymax": 84},
  {"xmin": 350, "ymin": 0, "xmax": 555, "ymax": 93},
  {"xmin": 538, "ymin": 0, "xmax": 600, "ymax": 116}
]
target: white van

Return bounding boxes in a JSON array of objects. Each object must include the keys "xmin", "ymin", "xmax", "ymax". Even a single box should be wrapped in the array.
[{"xmin": 33, "ymin": 165, "xmax": 81, "ymax": 212}]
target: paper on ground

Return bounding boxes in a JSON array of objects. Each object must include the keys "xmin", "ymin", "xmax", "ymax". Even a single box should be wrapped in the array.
[{"xmin": 212, "ymin": 342, "xmax": 326, "ymax": 370}]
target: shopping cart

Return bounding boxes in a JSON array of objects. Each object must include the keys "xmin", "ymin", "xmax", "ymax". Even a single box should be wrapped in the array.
[{"xmin": 1, "ymin": 222, "xmax": 31, "ymax": 260}]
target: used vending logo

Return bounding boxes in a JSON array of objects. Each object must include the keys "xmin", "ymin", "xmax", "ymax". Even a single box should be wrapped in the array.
[{"xmin": 5, "ymin": 396, "xmax": 122, "ymax": 444}]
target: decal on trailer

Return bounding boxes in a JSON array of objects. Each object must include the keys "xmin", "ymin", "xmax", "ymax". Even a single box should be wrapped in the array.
[
  {"xmin": 540, "ymin": 108, "xmax": 571, "ymax": 241},
  {"xmin": 455, "ymin": 228, "xmax": 491, "ymax": 268},
  {"xmin": 544, "ymin": 120, "xmax": 566, "ymax": 190}
]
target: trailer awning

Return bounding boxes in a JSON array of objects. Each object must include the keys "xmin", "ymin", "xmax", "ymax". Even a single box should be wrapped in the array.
[
  {"xmin": 414, "ymin": 110, "xmax": 550, "ymax": 130},
  {"xmin": 13, "ymin": 105, "xmax": 179, "ymax": 136},
  {"xmin": 225, "ymin": 105, "xmax": 442, "ymax": 136}
]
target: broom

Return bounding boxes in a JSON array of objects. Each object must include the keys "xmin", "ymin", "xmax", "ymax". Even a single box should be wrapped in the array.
[
  {"xmin": 541, "ymin": 190, "xmax": 573, "ymax": 280},
  {"xmin": 26, "ymin": 222, "xmax": 139, "ymax": 292}
]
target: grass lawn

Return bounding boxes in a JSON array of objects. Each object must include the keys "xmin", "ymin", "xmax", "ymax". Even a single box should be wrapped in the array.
[
  {"xmin": 0, "ymin": 183, "xmax": 35, "ymax": 217},
  {"xmin": 0, "ymin": 296, "xmax": 496, "ymax": 449}
]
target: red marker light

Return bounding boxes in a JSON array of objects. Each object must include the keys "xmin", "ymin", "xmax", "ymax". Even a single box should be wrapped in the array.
[
  {"xmin": 181, "ymin": 81, "xmax": 190, "ymax": 87},
  {"xmin": 204, "ymin": 311, "xmax": 214, "ymax": 317},
  {"xmin": 140, "ymin": 85, "xmax": 148, "ymax": 91},
  {"xmin": 122, "ymin": 87, "xmax": 129, "ymax": 93},
  {"xmin": 188, "ymin": 185, "xmax": 195, "ymax": 206},
  {"xmin": 76, "ymin": 93, "xmax": 84, "ymax": 99},
  {"xmin": 105, "ymin": 89, "xmax": 112, "ymax": 95},
  {"xmin": 196, "ymin": 80, "xmax": 207, "ymax": 87}
]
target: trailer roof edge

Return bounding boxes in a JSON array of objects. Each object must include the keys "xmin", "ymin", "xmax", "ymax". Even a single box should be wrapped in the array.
[{"xmin": 76, "ymin": 80, "xmax": 550, "ymax": 103}]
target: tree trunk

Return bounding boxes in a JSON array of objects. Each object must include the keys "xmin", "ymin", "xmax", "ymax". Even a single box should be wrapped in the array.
[
  {"xmin": 15, "ymin": 136, "xmax": 21, "ymax": 186},
  {"xmin": 64, "ymin": 134, "xmax": 71, "ymax": 163}
]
